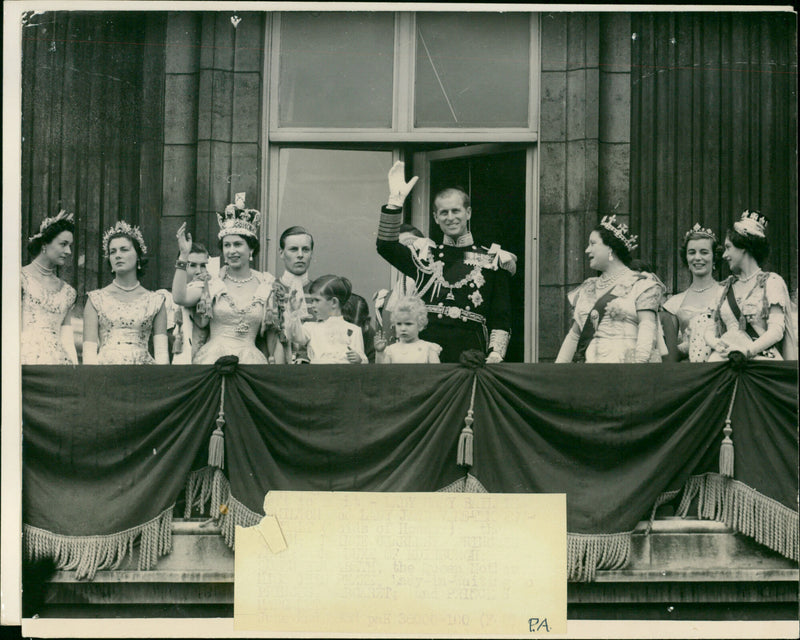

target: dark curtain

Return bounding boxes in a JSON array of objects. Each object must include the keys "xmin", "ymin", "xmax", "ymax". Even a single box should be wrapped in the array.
[
  {"xmin": 23, "ymin": 362, "xmax": 797, "ymax": 540},
  {"xmin": 20, "ymin": 11, "xmax": 165, "ymax": 299}
]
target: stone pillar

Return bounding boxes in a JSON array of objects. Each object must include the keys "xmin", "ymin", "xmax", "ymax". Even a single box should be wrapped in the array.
[
  {"xmin": 538, "ymin": 13, "xmax": 601, "ymax": 360},
  {"xmin": 158, "ymin": 11, "xmax": 265, "ymax": 287}
]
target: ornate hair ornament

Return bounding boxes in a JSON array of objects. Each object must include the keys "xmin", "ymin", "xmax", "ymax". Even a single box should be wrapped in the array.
[
  {"xmin": 217, "ymin": 192, "xmax": 260, "ymax": 240},
  {"xmin": 684, "ymin": 222, "xmax": 717, "ymax": 243},
  {"xmin": 102, "ymin": 220, "xmax": 148, "ymax": 259},
  {"xmin": 733, "ymin": 209, "xmax": 767, "ymax": 238},
  {"xmin": 599, "ymin": 215, "xmax": 639, "ymax": 251},
  {"xmin": 28, "ymin": 209, "xmax": 74, "ymax": 242}
]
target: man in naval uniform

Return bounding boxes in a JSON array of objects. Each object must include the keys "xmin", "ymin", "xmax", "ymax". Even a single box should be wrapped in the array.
[{"xmin": 376, "ymin": 161, "xmax": 514, "ymax": 363}]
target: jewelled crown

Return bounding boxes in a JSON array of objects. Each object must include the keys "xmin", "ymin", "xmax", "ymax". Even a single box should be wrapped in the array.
[
  {"xmin": 102, "ymin": 220, "xmax": 147, "ymax": 258},
  {"xmin": 733, "ymin": 209, "xmax": 768, "ymax": 238},
  {"xmin": 28, "ymin": 209, "xmax": 74, "ymax": 242},
  {"xmin": 599, "ymin": 215, "xmax": 638, "ymax": 251},
  {"xmin": 684, "ymin": 222, "xmax": 717, "ymax": 243},
  {"xmin": 217, "ymin": 192, "xmax": 261, "ymax": 240}
]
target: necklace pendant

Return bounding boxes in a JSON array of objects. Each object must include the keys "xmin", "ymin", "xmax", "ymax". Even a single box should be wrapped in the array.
[
  {"xmin": 235, "ymin": 319, "xmax": 250, "ymax": 335},
  {"xmin": 445, "ymin": 291, "xmax": 455, "ymax": 301}
]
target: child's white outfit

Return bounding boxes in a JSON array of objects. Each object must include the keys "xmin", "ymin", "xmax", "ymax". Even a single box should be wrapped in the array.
[
  {"xmin": 297, "ymin": 316, "xmax": 368, "ymax": 364},
  {"xmin": 381, "ymin": 339, "xmax": 441, "ymax": 363}
]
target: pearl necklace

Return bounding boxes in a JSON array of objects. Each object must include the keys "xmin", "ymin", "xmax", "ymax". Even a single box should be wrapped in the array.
[
  {"xmin": 596, "ymin": 269, "xmax": 627, "ymax": 290},
  {"xmin": 689, "ymin": 283, "xmax": 714, "ymax": 293},
  {"xmin": 737, "ymin": 269, "xmax": 762, "ymax": 283},
  {"xmin": 112, "ymin": 280, "xmax": 141, "ymax": 292},
  {"xmin": 32, "ymin": 260, "xmax": 56, "ymax": 276},
  {"xmin": 225, "ymin": 272, "xmax": 254, "ymax": 287}
]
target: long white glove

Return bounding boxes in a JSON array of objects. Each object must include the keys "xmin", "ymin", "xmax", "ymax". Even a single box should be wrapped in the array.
[
  {"xmin": 634, "ymin": 311, "xmax": 658, "ymax": 363},
  {"xmin": 153, "ymin": 334, "xmax": 170, "ymax": 365},
  {"xmin": 746, "ymin": 311, "xmax": 785, "ymax": 357},
  {"xmin": 387, "ymin": 161, "xmax": 419, "ymax": 208},
  {"xmin": 83, "ymin": 341, "xmax": 98, "ymax": 365},
  {"xmin": 60, "ymin": 324, "xmax": 78, "ymax": 364},
  {"xmin": 555, "ymin": 324, "xmax": 580, "ymax": 363}
]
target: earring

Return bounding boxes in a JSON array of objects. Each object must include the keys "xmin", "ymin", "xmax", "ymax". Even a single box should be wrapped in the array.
[
  {"xmin": 609, "ymin": 253, "xmax": 614, "ymax": 262},
  {"xmin": 249, "ymin": 255, "xmax": 253, "ymax": 261}
]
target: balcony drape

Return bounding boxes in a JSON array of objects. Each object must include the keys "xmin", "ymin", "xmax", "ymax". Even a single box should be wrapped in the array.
[{"xmin": 22, "ymin": 361, "xmax": 798, "ymax": 581}]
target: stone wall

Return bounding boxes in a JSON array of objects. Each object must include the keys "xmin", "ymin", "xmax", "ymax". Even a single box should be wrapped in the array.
[
  {"xmin": 538, "ymin": 13, "xmax": 631, "ymax": 360},
  {"xmin": 158, "ymin": 12, "xmax": 266, "ymax": 288}
]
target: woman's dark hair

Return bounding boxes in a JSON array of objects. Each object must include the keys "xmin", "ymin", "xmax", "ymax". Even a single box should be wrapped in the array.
[
  {"xmin": 342, "ymin": 293, "xmax": 371, "ymax": 329},
  {"xmin": 310, "ymin": 274, "xmax": 352, "ymax": 307},
  {"xmin": 106, "ymin": 232, "xmax": 149, "ymax": 276},
  {"xmin": 594, "ymin": 225, "xmax": 633, "ymax": 267},
  {"xmin": 629, "ymin": 258, "xmax": 656, "ymax": 274},
  {"xmin": 680, "ymin": 231, "xmax": 721, "ymax": 268},
  {"xmin": 27, "ymin": 218, "xmax": 75, "ymax": 260},
  {"xmin": 726, "ymin": 224, "xmax": 770, "ymax": 267},
  {"xmin": 218, "ymin": 234, "xmax": 260, "ymax": 260}
]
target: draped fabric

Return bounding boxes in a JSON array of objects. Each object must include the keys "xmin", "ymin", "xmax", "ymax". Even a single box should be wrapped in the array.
[{"xmin": 21, "ymin": 361, "xmax": 798, "ymax": 581}]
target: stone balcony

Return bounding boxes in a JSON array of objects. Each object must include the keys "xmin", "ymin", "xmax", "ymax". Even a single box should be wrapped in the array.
[{"xmin": 35, "ymin": 517, "xmax": 798, "ymax": 619}]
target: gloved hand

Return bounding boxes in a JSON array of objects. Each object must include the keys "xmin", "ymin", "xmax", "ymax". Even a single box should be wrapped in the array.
[{"xmin": 387, "ymin": 161, "xmax": 419, "ymax": 208}]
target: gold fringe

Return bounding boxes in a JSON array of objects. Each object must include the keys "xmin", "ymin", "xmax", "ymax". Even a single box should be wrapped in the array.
[
  {"xmin": 676, "ymin": 473, "xmax": 799, "ymax": 561},
  {"xmin": 184, "ymin": 466, "xmax": 228, "ymax": 518},
  {"xmin": 567, "ymin": 531, "xmax": 631, "ymax": 582},
  {"xmin": 185, "ymin": 469, "xmax": 260, "ymax": 549},
  {"xmin": 23, "ymin": 507, "xmax": 173, "ymax": 581},
  {"xmin": 439, "ymin": 474, "xmax": 630, "ymax": 582},
  {"xmin": 218, "ymin": 494, "xmax": 262, "ymax": 549}
]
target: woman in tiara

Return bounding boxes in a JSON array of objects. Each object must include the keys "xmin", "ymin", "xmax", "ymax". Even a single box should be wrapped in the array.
[
  {"xmin": 555, "ymin": 216, "xmax": 667, "ymax": 363},
  {"xmin": 21, "ymin": 210, "xmax": 78, "ymax": 364},
  {"xmin": 172, "ymin": 194, "xmax": 281, "ymax": 364},
  {"xmin": 83, "ymin": 221, "xmax": 169, "ymax": 364},
  {"xmin": 705, "ymin": 210, "xmax": 797, "ymax": 361},
  {"xmin": 661, "ymin": 224, "xmax": 725, "ymax": 362}
]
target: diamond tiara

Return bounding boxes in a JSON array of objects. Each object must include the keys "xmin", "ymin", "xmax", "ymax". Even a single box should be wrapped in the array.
[
  {"xmin": 103, "ymin": 220, "xmax": 147, "ymax": 258},
  {"xmin": 733, "ymin": 209, "xmax": 767, "ymax": 238},
  {"xmin": 599, "ymin": 215, "xmax": 639, "ymax": 251},
  {"xmin": 683, "ymin": 222, "xmax": 717, "ymax": 244},
  {"xmin": 28, "ymin": 210, "xmax": 74, "ymax": 242}
]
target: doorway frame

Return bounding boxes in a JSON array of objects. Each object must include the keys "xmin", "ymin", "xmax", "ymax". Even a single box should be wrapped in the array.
[{"xmin": 411, "ymin": 143, "xmax": 539, "ymax": 362}]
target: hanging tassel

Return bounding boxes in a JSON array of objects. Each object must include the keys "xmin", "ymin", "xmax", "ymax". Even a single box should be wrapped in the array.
[
  {"xmin": 457, "ymin": 376, "xmax": 478, "ymax": 468},
  {"xmin": 719, "ymin": 377, "xmax": 739, "ymax": 478},
  {"xmin": 457, "ymin": 411, "xmax": 474, "ymax": 467},
  {"xmin": 208, "ymin": 378, "xmax": 226, "ymax": 469}
]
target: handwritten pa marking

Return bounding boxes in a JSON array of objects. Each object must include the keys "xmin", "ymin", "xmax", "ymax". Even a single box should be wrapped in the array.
[{"xmin": 529, "ymin": 618, "xmax": 550, "ymax": 632}]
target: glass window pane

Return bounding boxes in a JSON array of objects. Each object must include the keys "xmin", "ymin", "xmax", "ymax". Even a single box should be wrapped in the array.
[
  {"xmin": 278, "ymin": 13, "xmax": 395, "ymax": 128},
  {"xmin": 414, "ymin": 13, "xmax": 530, "ymax": 128},
  {"xmin": 276, "ymin": 149, "xmax": 394, "ymax": 315}
]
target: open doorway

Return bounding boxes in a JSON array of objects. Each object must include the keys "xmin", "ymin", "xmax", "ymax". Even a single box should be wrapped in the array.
[{"xmin": 411, "ymin": 145, "xmax": 533, "ymax": 362}]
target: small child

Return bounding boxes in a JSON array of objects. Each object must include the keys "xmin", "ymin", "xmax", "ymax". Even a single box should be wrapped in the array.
[
  {"xmin": 375, "ymin": 296, "xmax": 441, "ymax": 363},
  {"xmin": 343, "ymin": 293, "xmax": 376, "ymax": 362},
  {"xmin": 286, "ymin": 275, "xmax": 367, "ymax": 364}
]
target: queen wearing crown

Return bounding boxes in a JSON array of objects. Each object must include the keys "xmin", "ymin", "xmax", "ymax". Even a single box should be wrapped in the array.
[
  {"xmin": 172, "ymin": 194, "xmax": 280, "ymax": 365},
  {"xmin": 83, "ymin": 221, "xmax": 169, "ymax": 364},
  {"xmin": 705, "ymin": 210, "xmax": 797, "ymax": 361},
  {"xmin": 555, "ymin": 216, "xmax": 667, "ymax": 363},
  {"xmin": 660, "ymin": 224, "xmax": 724, "ymax": 362},
  {"xmin": 21, "ymin": 210, "xmax": 79, "ymax": 364}
]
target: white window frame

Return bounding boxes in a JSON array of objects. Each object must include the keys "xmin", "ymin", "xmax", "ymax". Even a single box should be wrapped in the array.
[
  {"xmin": 267, "ymin": 11, "xmax": 539, "ymax": 143},
  {"xmin": 258, "ymin": 11, "xmax": 542, "ymax": 360}
]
